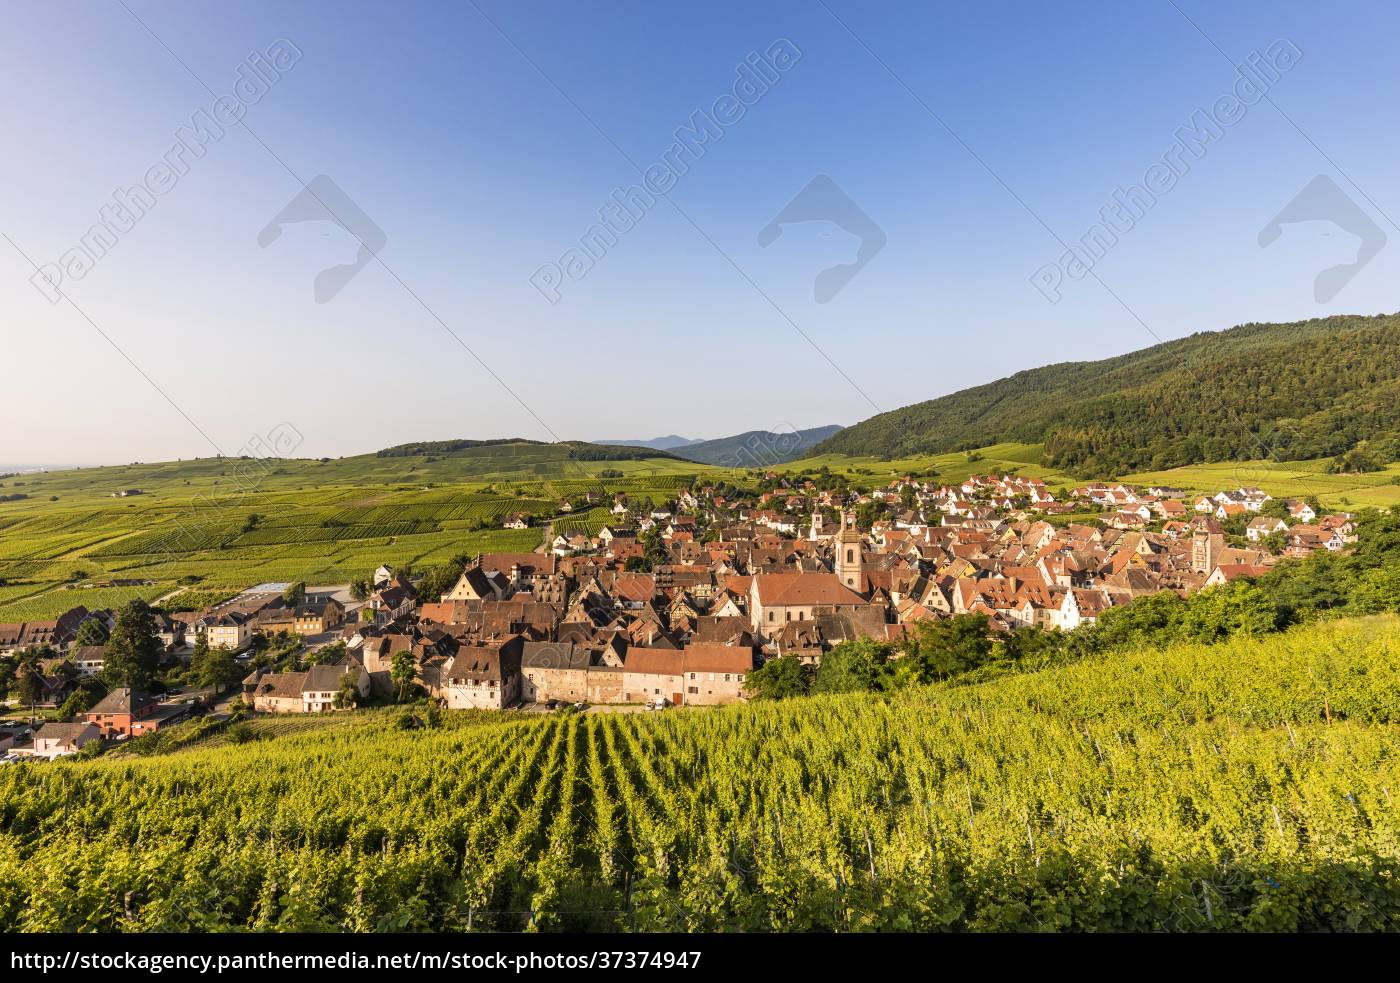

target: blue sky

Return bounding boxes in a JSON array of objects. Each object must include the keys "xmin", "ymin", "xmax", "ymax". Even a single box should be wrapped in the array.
[{"xmin": 4, "ymin": 0, "xmax": 1400, "ymax": 465}]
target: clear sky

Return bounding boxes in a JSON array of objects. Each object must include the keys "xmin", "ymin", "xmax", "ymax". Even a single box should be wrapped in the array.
[{"xmin": 4, "ymin": 0, "xmax": 1400, "ymax": 465}]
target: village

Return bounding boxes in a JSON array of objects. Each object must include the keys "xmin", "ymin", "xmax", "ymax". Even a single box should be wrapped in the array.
[{"xmin": 0, "ymin": 471, "xmax": 1357, "ymax": 760}]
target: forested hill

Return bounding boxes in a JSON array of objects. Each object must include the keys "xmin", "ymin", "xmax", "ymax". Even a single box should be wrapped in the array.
[
  {"xmin": 670, "ymin": 425, "xmax": 843, "ymax": 466},
  {"xmin": 809, "ymin": 313, "xmax": 1400, "ymax": 475}
]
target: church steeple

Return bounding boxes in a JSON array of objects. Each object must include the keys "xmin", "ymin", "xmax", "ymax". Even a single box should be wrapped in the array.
[{"xmin": 835, "ymin": 511, "xmax": 863, "ymax": 590}]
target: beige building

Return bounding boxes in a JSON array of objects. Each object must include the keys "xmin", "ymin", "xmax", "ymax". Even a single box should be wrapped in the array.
[
  {"xmin": 621, "ymin": 647, "xmax": 684, "ymax": 705},
  {"xmin": 749, "ymin": 572, "xmax": 867, "ymax": 637},
  {"xmin": 584, "ymin": 665, "xmax": 625, "ymax": 704},
  {"xmin": 203, "ymin": 611, "xmax": 251, "ymax": 651},
  {"xmin": 249, "ymin": 663, "xmax": 369, "ymax": 713},
  {"xmin": 444, "ymin": 637, "xmax": 522, "ymax": 710},
  {"xmin": 30, "ymin": 722, "xmax": 101, "ymax": 759},
  {"xmin": 520, "ymin": 642, "xmax": 591, "ymax": 703},
  {"xmin": 679, "ymin": 644, "xmax": 753, "ymax": 706}
]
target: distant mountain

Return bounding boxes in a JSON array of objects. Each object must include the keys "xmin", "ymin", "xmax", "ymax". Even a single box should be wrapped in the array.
[
  {"xmin": 374, "ymin": 438, "xmax": 681, "ymax": 461},
  {"xmin": 592, "ymin": 435, "xmax": 705, "ymax": 451},
  {"xmin": 671, "ymin": 426, "xmax": 844, "ymax": 467}
]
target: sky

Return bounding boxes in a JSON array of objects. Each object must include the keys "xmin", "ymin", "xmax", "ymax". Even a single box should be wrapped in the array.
[{"xmin": 4, "ymin": 0, "xmax": 1400, "ymax": 466}]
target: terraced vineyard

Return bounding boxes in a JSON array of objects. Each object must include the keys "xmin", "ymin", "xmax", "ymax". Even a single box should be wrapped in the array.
[
  {"xmin": 3, "ymin": 617, "xmax": 1399, "ymax": 932},
  {"xmin": 0, "ymin": 445, "xmax": 710, "ymax": 619}
]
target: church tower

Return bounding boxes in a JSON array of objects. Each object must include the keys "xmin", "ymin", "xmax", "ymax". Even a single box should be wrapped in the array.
[
  {"xmin": 1191, "ymin": 523, "xmax": 1224, "ymax": 575},
  {"xmin": 835, "ymin": 512, "xmax": 863, "ymax": 591}
]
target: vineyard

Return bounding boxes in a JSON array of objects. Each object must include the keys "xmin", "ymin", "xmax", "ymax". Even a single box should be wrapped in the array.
[
  {"xmin": 0, "ymin": 444, "xmax": 709, "ymax": 617},
  {"xmin": 3, "ymin": 616, "xmax": 1400, "ymax": 932}
]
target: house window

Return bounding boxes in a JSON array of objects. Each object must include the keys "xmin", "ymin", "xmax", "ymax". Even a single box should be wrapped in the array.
[{"xmin": 723, "ymin": 674, "xmax": 730, "ymax": 682}]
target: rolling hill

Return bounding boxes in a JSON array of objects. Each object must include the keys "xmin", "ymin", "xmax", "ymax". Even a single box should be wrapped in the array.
[
  {"xmin": 809, "ymin": 313, "xmax": 1400, "ymax": 475},
  {"xmin": 670, "ymin": 425, "xmax": 843, "ymax": 466},
  {"xmin": 590, "ymin": 435, "xmax": 704, "ymax": 451}
]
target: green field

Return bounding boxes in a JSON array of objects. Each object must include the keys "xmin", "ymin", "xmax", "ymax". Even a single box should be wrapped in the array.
[
  {"xmin": 3, "ymin": 438, "xmax": 1396, "ymax": 620},
  {"xmin": 0, "ymin": 447, "xmax": 706, "ymax": 617},
  {"xmin": 1123, "ymin": 458, "xmax": 1400, "ymax": 507},
  {"xmin": 3, "ymin": 615, "xmax": 1399, "ymax": 931}
]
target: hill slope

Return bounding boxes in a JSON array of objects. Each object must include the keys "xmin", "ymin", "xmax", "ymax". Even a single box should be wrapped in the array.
[
  {"xmin": 671, "ymin": 425, "xmax": 843, "ymax": 466},
  {"xmin": 590, "ymin": 435, "xmax": 704, "ymax": 451},
  {"xmin": 4, "ymin": 616, "xmax": 1399, "ymax": 931},
  {"xmin": 810, "ymin": 313, "xmax": 1400, "ymax": 474}
]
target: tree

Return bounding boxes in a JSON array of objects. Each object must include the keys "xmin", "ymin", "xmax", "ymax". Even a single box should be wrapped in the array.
[
  {"xmin": 334, "ymin": 672, "xmax": 361, "ymax": 709},
  {"xmin": 1181, "ymin": 582, "xmax": 1278, "ymax": 643},
  {"xmin": 59, "ymin": 688, "xmax": 92, "ymax": 718},
  {"xmin": 282, "ymin": 581, "xmax": 306, "ymax": 607},
  {"xmin": 73, "ymin": 617, "xmax": 108, "ymax": 648},
  {"xmin": 747, "ymin": 656, "xmax": 810, "ymax": 699},
  {"xmin": 1352, "ymin": 565, "xmax": 1400, "ymax": 614},
  {"xmin": 16, "ymin": 671, "xmax": 43, "ymax": 711},
  {"xmin": 901, "ymin": 614, "xmax": 994, "ymax": 683},
  {"xmin": 636, "ymin": 528, "xmax": 669, "ymax": 573},
  {"xmin": 102, "ymin": 600, "xmax": 162, "ymax": 690},
  {"xmin": 390, "ymin": 650, "xmax": 417, "ymax": 702},
  {"xmin": 308, "ymin": 641, "xmax": 347, "ymax": 666},
  {"xmin": 199, "ymin": 647, "xmax": 243, "ymax": 690},
  {"xmin": 349, "ymin": 578, "xmax": 371, "ymax": 602},
  {"xmin": 415, "ymin": 554, "xmax": 470, "ymax": 604},
  {"xmin": 812, "ymin": 639, "xmax": 890, "ymax": 694}
]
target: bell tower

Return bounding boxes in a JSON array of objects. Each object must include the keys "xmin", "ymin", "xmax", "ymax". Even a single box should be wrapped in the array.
[
  {"xmin": 1192, "ymin": 523, "xmax": 1224, "ymax": 575},
  {"xmin": 835, "ymin": 512, "xmax": 863, "ymax": 590}
]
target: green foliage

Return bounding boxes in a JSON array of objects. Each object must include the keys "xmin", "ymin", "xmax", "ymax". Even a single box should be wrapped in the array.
[
  {"xmin": 812, "ymin": 638, "xmax": 891, "ymax": 694},
  {"xmin": 58, "ymin": 689, "xmax": 92, "ymax": 717},
  {"xmin": 745, "ymin": 655, "xmax": 810, "ymax": 699},
  {"xmin": 225, "ymin": 722, "xmax": 254, "ymax": 744},
  {"xmin": 334, "ymin": 673, "xmax": 361, "ymax": 710},
  {"xmin": 812, "ymin": 314, "xmax": 1400, "ymax": 474},
  {"xmin": 4, "ymin": 620, "xmax": 1400, "ymax": 930},
  {"xmin": 414, "ymin": 554, "xmax": 470, "ymax": 605},
  {"xmin": 101, "ymin": 600, "xmax": 162, "ymax": 691},
  {"xmin": 197, "ymin": 648, "xmax": 242, "ymax": 690},
  {"xmin": 390, "ymin": 651, "xmax": 416, "ymax": 703},
  {"xmin": 72, "ymin": 618, "xmax": 107, "ymax": 648}
]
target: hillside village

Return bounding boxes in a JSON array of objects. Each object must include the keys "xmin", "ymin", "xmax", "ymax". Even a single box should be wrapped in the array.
[{"xmin": 0, "ymin": 470, "xmax": 1357, "ymax": 759}]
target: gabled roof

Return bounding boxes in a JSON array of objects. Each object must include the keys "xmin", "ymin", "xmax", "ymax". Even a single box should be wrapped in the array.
[
  {"xmin": 679, "ymin": 644, "xmax": 753, "ymax": 675},
  {"xmin": 623, "ymin": 647, "xmax": 684, "ymax": 676},
  {"xmin": 521, "ymin": 641, "xmax": 592, "ymax": 671},
  {"xmin": 86, "ymin": 687, "xmax": 154, "ymax": 715},
  {"xmin": 752, "ymin": 572, "xmax": 865, "ymax": 607}
]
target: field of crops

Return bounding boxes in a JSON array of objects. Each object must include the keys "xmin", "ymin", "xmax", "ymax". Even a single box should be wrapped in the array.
[
  {"xmin": 0, "ymin": 444, "xmax": 695, "ymax": 610},
  {"xmin": 0, "ymin": 584, "xmax": 171, "ymax": 622},
  {"xmin": 3, "ymin": 616, "xmax": 1398, "ymax": 932}
]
